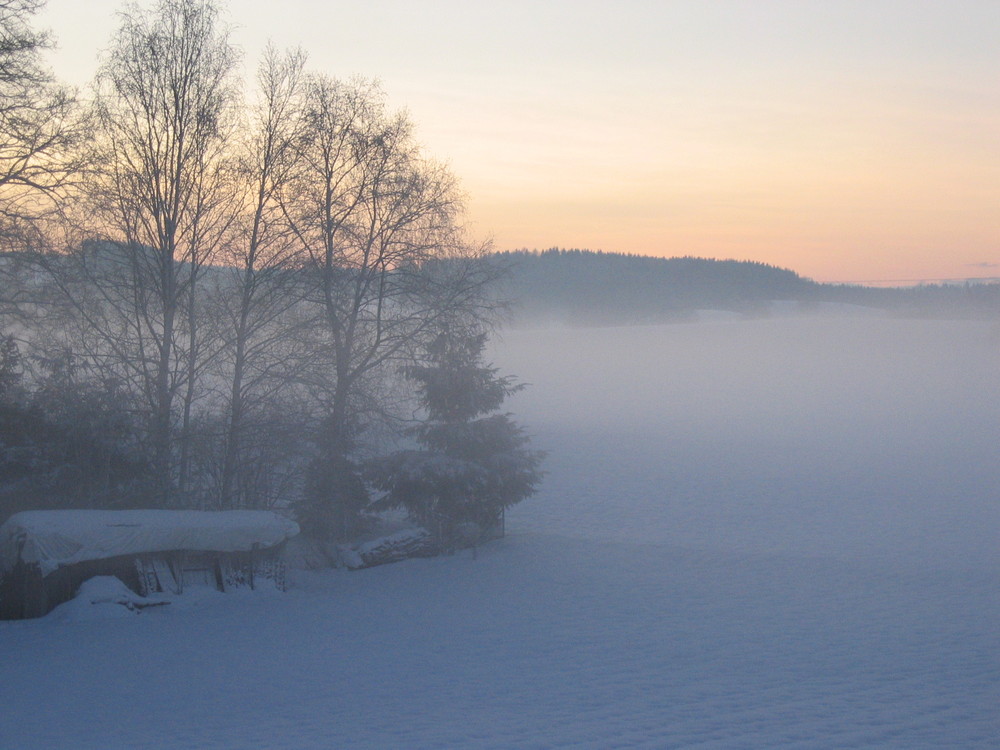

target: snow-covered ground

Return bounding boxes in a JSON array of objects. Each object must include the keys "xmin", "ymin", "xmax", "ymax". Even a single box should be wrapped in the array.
[{"xmin": 3, "ymin": 316, "xmax": 999, "ymax": 749}]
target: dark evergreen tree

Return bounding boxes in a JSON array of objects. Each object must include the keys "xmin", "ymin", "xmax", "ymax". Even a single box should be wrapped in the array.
[{"xmin": 370, "ymin": 329, "xmax": 544, "ymax": 547}]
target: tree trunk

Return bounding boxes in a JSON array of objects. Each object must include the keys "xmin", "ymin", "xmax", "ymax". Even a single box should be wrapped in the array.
[{"xmin": 220, "ymin": 309, "xmax": 248, "ymax": 509}]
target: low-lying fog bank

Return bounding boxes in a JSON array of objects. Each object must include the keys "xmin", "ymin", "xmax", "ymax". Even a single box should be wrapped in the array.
[{"xmin": 495, "ymin": 315, "xmax": 1000, "ymax": 569}]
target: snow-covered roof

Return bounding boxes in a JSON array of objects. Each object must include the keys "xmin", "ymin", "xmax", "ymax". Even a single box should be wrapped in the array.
[{"xmin": 0, "ymin": 510, "xmax": 300, "ymax": 577}]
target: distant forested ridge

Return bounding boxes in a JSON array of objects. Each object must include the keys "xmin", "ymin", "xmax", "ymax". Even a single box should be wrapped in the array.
[{"xmin": 489, "ymin": 249, "xmax": 1000, "ymax": 325}]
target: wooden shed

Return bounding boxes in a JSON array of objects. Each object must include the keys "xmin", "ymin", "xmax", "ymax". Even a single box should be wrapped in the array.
[{"xmin": 0, "ymin": 510, "xmax": 300, "ymax": 619}]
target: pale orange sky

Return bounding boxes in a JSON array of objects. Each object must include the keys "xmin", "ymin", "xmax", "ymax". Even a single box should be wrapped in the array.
[{"xmin": 39, "ymin": 0, "xmax": 1000, "ymax": 283}]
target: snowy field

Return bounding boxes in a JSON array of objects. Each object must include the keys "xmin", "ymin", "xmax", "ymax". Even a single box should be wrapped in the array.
[{"xmin": 3, "ymin": 315, "xmax": 1000, "ymax": 749}]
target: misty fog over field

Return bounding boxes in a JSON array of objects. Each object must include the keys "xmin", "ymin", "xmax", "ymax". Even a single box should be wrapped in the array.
[
  {"xmin": 4, "ymin": 313, "xmax": 998, "ymax": 748},
  {"xmin": 494, "ymin": 315, "xmax": 1000, "ymax": 569}
]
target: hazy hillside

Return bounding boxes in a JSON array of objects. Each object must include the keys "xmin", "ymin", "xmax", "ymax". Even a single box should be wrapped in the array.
[{"xmin": 491, "ymin": 249, "xmax": 1000, "ymax": 326}]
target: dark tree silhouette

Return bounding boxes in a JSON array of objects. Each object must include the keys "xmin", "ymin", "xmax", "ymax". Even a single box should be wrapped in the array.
[{"xmin": 371, "ymin": 328, "xmax": 544, "ymax": 548}]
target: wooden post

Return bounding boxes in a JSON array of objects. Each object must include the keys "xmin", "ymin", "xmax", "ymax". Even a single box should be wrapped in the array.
[{"xmin": 249, "ymin": 543, "xmax": 259, "ymax": 590}]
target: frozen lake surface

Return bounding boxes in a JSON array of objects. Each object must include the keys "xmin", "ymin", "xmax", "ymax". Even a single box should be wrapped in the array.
[{"xmin": 2, "ymin": 316, "xmax": 998, "ymax": 748}]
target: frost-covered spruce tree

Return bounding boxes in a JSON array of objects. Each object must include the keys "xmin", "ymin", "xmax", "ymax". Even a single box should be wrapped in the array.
[{"xmin": 371, "ymin": 329, "xmax": 544, "ymax": 547}]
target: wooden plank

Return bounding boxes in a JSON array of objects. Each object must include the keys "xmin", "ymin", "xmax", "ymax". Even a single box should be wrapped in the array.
[{"xmin": 151, "ymin": 557, "xmax": 179, "ymax": 594}]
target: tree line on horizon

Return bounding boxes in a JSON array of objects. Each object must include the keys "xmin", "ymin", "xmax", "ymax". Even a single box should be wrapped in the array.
[
  {"xmin": 0, "ymin": 0, "xmax": 543, "ymax": 547},
  {"xmin": 493, "ymin": 248, "xmax": 1000, "ymax": 325}
]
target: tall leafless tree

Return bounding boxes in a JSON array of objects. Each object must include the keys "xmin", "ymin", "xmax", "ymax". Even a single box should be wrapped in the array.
[
  {"xmin": 279, "ymin": 75, "xmax": 499, "ymax": 537},
  {"xmin": 0, "ymin": 1, "xmax": 81, "ymax": 238},
  {"xmin": 0, "ymin": 0, "xmax": 83, "ymax": 326},
  {"xmin": 83, "ymin": 0, "xmax": 239, "ymax": 504},
  {"xmin": 211, "ymin": 46, "xmax": 309, "ymax": 509}
]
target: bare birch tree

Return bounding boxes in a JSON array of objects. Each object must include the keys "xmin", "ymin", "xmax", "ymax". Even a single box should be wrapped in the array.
[
  {"xmin": 279, "ymin": 75, "xmax": 498, "ymax": 538},
  {"xmin": 0, "ymin": 0, "xmax": 81, "ymax": 242},
  {"xmin": 84, "ymin": 0, "xmax": 239, "ymax": 504},
  {"xmin": 0, "ymin": 0, "xmax": 83, "ymax": 328},
  {"xmin": 210, "ymin": 46, "xmax": 308, "ymax": 509}
]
